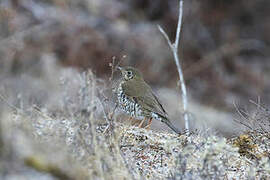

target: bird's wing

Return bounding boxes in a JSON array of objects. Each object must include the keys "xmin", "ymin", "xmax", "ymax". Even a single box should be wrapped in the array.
[
  {"xmin": 137, "ymin": 90, "xmax": 168, "ymax": 117},
  {"xmin": 150, "ymin": 91, "xmax": 168, "ymax": 115},
  {"xmin": 122, "ymin": 80, "xmax": 168, "ymax": 117}
]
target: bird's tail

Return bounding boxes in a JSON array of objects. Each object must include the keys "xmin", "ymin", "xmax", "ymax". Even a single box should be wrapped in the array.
[{"xmin": 162, "ymin": 118, "xmax": 181, "ymax": 134}]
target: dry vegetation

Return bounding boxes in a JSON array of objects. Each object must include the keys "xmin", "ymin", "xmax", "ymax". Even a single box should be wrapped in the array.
[
  {"xmin": 0, "ymin": 66, "xmax": 269, "ymax": 179},
  {"xmin": 0, "ymin": 0, "xmax": 270, "ymax": 179}
]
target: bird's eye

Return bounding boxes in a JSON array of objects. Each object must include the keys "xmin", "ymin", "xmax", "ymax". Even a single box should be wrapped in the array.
[{"xmin": 126, "ymin": 71, "xmax": 133, "ymax": 79}]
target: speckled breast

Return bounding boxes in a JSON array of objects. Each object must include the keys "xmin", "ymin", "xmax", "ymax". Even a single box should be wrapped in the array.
[{"xmin": 117, "ymin": 82, "xmax": 144, "ymax": 120}]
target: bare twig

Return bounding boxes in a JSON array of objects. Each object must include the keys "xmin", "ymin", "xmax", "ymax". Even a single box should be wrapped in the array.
[
  {"xmin": 233, "ymin": 100, "xmax": 270, "ymax": 133},
  {"xmin": 233, "ymin": 118, "xmax": 252, "ymax": 130},
  {"xmin": 98, "ymin": 57, "xmax": 125, "ymax": 134},
  {"xmin": 0, "ymin": 93, "xmax": 24, "ymax": 114},
  {"xmin": 233, "ymin": 102, "xmax": 249, "ymax": 122},
  {"xmin": 32, "ymin": 105, "xmax": 54, "ymax": 121},
  {"xmin": 96, "ymin": 93, "xmax": 112, "ymax": 133},
  {"xmin": 108, "ymin": 55, "xmax": 125, "ymax": 84},
  {"xmin": 249, "ymin": 98, "xmax": 269, "ymax": 112},
  {"xmin": 158, "ymin": 0, "xmax": 189, "ymax": 133},
  {"xmin": 233, "ymin": 101, "xmax": 255, "ymax": 130},
  {"xmin": 109, "ymin": 56, "xmax": 117, "ymax": 82}
]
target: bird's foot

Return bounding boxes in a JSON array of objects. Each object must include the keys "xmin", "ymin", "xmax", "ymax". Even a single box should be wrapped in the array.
[
  {"xmin": 138, "ymin": 118, "xmax": 146, "ymax": 128},
  {"xmin": 144, "ymin": 118, "xmax": 153, "ymax": 130}
]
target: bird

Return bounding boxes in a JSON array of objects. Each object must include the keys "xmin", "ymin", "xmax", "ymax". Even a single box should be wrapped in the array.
[{"xmin": 116, "ymin": 66, "xmax": 181, "ymax": 134}]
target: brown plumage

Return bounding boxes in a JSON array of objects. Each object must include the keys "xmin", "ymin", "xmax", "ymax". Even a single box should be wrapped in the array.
[{"xmin": 117, "ymin": 66, "xmax": 181, "ymax": 134}]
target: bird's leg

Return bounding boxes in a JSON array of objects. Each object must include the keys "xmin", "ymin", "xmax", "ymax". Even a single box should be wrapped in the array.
[
  {"xmin": 128, "ymin": 116, "xmax": 132, "ymax": 121},
  {"xmin": 145, "ymin": 118, "xmax": 153, "ymax": 130},
  {"xmin": 138, "ymin": 117, "xmax": 146, "ymax": 128},
  {"xmin": 129, "ymin": 117, "xmax": 137, "ymax": 126}
]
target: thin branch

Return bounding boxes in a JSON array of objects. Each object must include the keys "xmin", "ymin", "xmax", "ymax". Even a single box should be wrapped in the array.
[
  {"xmin": 96, "ymin": 89, "xmax": 117, "ymax": 135},
  {"xmin": 97, "ymin": 57, "xmax": 124, "ymax": 134},
  {"xmin": 108, "ymin": 55, "xmax": 125, "ymax": 83},
  {"xmin": 96, "ymin": 93, "xmax": 110, "ymax": 123},
  {"xmin": 249, "ymin": 99, "xmax": 269, "ymax": 112},
  {"xmin": 109, "ymin": 56, "xmax": 117, "ymax": 82},
  {"xmin": 157, "ymin": 25, "xmax": 174, "ymax": 49},
  {"xmin": 0, "ymin": 93, "xmax": 24, "ymax": 114},
  {"xmin": 175, "ymin": 0, "xmax": 184, "ymax": 48},
  {"xmin": 32, "ymin": 105, "xmax": 54, "ymax": 121},
  {"xmin": 158, "ymin": 0, "xmax": 189, "ymax": 133},
  {"xmin": 97, "ymin": 96, "xmax": 111, "ymax": 134},
  {"xmin": 233, "ymin": 101, "xmax": 249, "ymax": 122},
  {"xmin": 233, "ymin": 118, "xmax": 252, "ymax": 130}
]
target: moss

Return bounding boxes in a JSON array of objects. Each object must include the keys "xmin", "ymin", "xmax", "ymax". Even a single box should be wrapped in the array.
[
  {"xmin": 24, "ymin": 156, "xmax": 74, "ymax": 180},
  {"xmin": 233, "ymin": 134, "xmax": 258, "ymax": 159}
]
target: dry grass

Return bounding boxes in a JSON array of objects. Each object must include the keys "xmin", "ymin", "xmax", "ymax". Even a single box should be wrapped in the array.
[{"xmin": 0, "ymin": 63, "xmax": 269, "ymax": 179}]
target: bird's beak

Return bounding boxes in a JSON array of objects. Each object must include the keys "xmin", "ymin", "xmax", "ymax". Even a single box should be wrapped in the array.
[{"xmin": 117, "ymin": 66, "xmax": 122, "ymax": 71}]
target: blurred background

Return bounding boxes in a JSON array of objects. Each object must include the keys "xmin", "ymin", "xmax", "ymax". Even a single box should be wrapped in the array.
[{"xmin": 0, "ymin": 0, "xmax": 270, "ymax": 135}]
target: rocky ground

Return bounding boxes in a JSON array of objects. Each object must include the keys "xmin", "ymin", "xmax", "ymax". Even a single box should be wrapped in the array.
[{"xmin": 0, "ymin": 69, "xmax": 269, "ymax": 180}]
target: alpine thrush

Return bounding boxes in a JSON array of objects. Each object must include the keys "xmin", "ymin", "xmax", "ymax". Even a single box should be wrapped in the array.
[{"xmin": 117, "ymin": 66, "xmax": 181, "ymax": 134}]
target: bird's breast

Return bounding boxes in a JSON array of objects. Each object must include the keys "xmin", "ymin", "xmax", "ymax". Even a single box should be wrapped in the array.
[{"xmin": 117, "ymin": 82, "xmax": 144, "ymax": 120}]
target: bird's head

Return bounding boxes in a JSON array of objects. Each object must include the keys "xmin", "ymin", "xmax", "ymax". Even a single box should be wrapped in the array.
[{"xmin": 118, "ymin": 66, "xmax": 143, "ymax": 81}]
